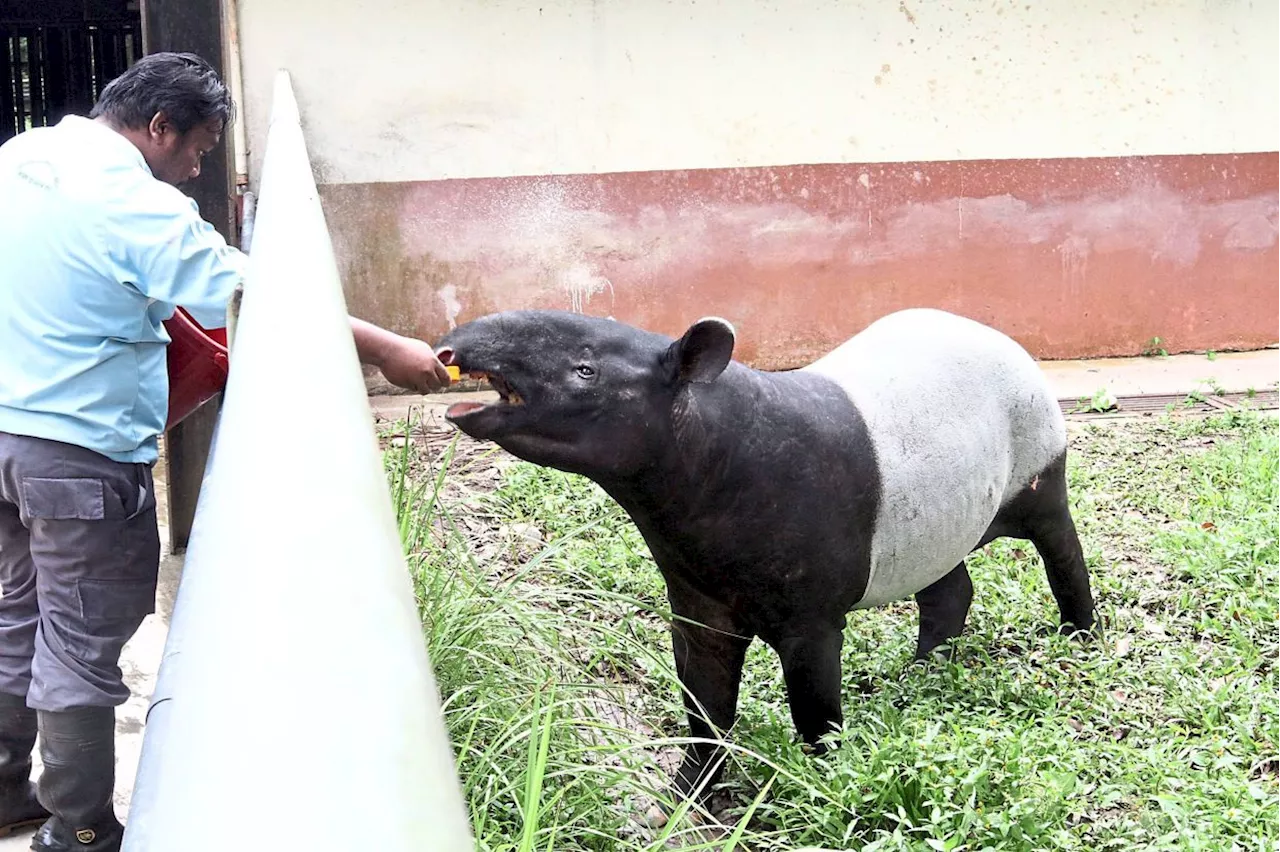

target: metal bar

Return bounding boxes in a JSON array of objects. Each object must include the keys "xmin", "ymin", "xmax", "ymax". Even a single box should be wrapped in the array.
[
  {"xmin": 41, "ymin": 26, "xmax": 66, "ymax": 123},
  {"xmin": 222, "ymin": 0, "xmax": 248, "ymax": 186},
  {"xmin": 0, "ymin": 32, "xmax": 15, "ymax": 142},
  {"xmin": 1200, "ymin": 395, "xmax": 1238, "ymax": 412},
  {"xmin": 15, "ymin": 33, "xmax": 30, "ymax": 133},
  {"xmin": 63, "ymin": 25, "xmax": 88, "ymax": 117},
  {"xmin": 109, "ymin": 23, "xmax": 126, "ymax": 78},
  {"xmin": 9, "ymin": 33, "xmax": 21, "ymax": 139},
  {"xmin": 26, "ymin": 29, "xmax": 44, "ymax": 127},
  {"xmin": 20, "ymin": 33, "xmax": 32, "ymax": 132},
  {"xmin": 127, "ymin": 22, "xmax": 140, "ymax": 67},
  {"xmin": 1059, "ymin": 389, "xmax": 1279, "ymax": 419},
  {"xmin": 121, "ymin": 70, "xmax": 474, "ymax": 852},
  {"xmin": 89, "ymin": 25, "xmax": 106, "ymax": 99}
]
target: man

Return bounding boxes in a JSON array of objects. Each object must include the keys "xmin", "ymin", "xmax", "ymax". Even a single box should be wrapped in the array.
[{"xmin": 0, "ymin": 53, "xmax": 451, "ymax": 850}]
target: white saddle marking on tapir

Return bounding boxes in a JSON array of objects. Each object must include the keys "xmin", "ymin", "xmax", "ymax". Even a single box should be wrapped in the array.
[{"xmin": 802, "ymin": 308, "xmax": 1067, "ymax": 609}]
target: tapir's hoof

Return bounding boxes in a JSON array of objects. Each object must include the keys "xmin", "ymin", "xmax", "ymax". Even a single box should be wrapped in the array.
[
  {"xmin": 641, "ymin": 803, "xmax": 712, "ymax": 831},
  {"xmin": 1059, "ymin": 620, "xmax": 1103, "ymax": 643},
  {"xmin": 912, "ymin": 644, "xmax": 959, "ymax": 666},
  {"xmin": 643, "ymin": 789, "xmax": 736, "ymax": 831}
]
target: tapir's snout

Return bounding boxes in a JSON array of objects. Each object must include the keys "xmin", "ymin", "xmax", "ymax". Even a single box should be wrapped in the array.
[
  {"xmin": 435, "ymin": 315, "xmax": 495, "ymax": 367},
  {"xmin": 434, "ymin": 315, "xmax": 538, "ymax": 431},
  {"xmin": 435, "ymin": 317, "xmax": 507, "ymax": 381}
]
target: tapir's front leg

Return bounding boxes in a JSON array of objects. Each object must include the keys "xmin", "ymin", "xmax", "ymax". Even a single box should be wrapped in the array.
[
  {"xmin": 670, "ymin": 619, "xmax": 751, "ymax": 798},
  {"xmin": 773, "ymin": 626, "xmax": 844, "ymax": 752},
  {"xmin": 665, "ymin": 579, "xmax": 753, "ymax": 801}
]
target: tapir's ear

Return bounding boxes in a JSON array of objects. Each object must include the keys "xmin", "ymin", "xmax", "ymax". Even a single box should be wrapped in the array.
[{"xmin": 667, "ymin": 317, "xmax": 736, "ymax": 384}]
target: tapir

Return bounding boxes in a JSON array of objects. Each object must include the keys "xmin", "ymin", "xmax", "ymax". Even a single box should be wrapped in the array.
[{"xmin": 435, "ymin": 307, "xmax": 1097, "ymax": 800}]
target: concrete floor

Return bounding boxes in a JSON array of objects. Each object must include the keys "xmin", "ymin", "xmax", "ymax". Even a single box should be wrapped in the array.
[{"xmin": 0, "ymin": 347, "xmax": 1273, "ymax": 849}]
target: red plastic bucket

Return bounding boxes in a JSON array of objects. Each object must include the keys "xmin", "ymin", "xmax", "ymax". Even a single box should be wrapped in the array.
[{"xmin": 163, "ymin": 307, "xmax": 229, "ymax": 431}]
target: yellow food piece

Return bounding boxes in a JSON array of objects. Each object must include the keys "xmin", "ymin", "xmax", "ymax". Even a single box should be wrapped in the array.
[{"xmin": 446, "ymin": 365, "xmax": 461, "ymax": 381}]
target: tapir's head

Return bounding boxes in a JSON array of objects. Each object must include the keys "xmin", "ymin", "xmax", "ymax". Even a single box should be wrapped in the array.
[{"xmin": 436, "ymin": 310, "xmax": 736, "ymax": 478}]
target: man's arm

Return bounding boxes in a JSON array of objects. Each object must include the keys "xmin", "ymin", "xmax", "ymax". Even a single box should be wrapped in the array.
[
  {"xmin": 108, "ymin": 183, "xmax": 244, "ymax": 329},
  {"xmin": 350, "ymin": 316, "xmax": 453, "ymax": 393}
]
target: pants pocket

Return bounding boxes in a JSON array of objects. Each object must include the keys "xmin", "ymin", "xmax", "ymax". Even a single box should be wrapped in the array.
[
  {"xmin": 21, "ymin": 464, "xmax": 154, "ymax": 524},
  {"xmin": 75, "ymin": 577, "xmax": 157, "ymax": 629},
  {"xmin": 122, "ymin": 464, "xmax": 155, "ymax": 521},
  {"xmin": 63, "ymin": 577, "xmax": 157, "ymax": 664},
  {"xmin": 20, "ymin": 478, "xmax": 106, "ymax": 522}
]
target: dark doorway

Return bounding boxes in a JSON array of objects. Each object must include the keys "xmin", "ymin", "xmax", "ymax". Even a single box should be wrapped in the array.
[
  {"xmin": 138, "ymin": 0, "xmax": 235, "ymax": 553},
  {"xmin": 1, "ymin": 0, "xmax": 143, "ymax": 146}
]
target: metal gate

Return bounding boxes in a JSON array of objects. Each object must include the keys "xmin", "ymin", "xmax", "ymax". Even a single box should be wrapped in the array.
[{"xmin": 1, "ymin": 20, "xmax": 142, "ymax": 146}]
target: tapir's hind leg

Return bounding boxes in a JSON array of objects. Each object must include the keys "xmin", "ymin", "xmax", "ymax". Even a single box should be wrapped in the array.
[
  {"xmin": 914, "ymin": 562, "xmax": 974, "ymax": 660},
  {"xmin": 1016, "ymin": 453, "xmax": 1097, "ymax": 635}
]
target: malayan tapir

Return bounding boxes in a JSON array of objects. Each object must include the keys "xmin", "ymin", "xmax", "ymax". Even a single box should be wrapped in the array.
[{"xmin": 435, "ymin": 307, "xmax": 1097, "ymax": 801}]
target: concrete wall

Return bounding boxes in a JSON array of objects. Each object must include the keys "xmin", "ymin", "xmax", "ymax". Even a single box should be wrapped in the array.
[{"xmin": 233, "ymin": 0, "xmax": 1279, "ymax": 366}]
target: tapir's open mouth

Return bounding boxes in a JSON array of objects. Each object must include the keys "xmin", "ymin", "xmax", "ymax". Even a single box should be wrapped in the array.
[{"xmin": 443, "ymin": 369, "xmax": 524, "ymax": 421}]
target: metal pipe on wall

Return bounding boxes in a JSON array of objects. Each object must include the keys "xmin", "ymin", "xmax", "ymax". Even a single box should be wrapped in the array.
[
  {"xmin": 121, "ymin": 70, "xmax": 474, "ymax": 851},
  {"xmin": 221, "ymin": 0, "xmax": 249, "ymax": 187}
]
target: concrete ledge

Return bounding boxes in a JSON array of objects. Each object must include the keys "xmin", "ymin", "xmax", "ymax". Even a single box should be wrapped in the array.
[
  {"xmin": 369, "ymin": 349, "xmax": 1280, "ymax": 426},
  {"xmin": 1039, "ymin": 348, "xmax": 1278, "ymax": 401}
]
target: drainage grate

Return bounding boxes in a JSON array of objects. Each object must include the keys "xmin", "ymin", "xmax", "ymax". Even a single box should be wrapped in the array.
[{"xmin": 1060, "ymin": 389, "xmax": 1280, "ymax": 418}]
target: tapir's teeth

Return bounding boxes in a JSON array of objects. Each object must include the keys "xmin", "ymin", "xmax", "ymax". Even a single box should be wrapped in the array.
[{"xmin": 460, "ymin": 370, "xmax": 521, "ymax": 405}]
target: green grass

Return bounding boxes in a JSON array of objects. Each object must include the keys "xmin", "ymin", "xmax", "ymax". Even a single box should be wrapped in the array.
[{"xmin": 381, "ymin": 411, "xmax": 1279, "ymax": 851}]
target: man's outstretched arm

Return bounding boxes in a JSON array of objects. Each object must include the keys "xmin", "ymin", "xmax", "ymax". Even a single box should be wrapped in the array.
[
  {"xmin": 139, "ymin": 214, "xmax": 453, "ymax": 394},
  {"xmin": 350, "ymin": 316, "xmax": 453, "ymax": 394}
]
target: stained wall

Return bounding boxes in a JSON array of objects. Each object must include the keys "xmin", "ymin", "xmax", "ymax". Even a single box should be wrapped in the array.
[{"xmin": 234, "ymin": 0, "xmax": 1280, "ymax": 364}]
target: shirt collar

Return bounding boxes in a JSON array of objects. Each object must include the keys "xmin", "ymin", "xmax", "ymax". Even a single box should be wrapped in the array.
[{"xmin": 58, "ymin": 115, "xmax": 155, "ymax": 177}]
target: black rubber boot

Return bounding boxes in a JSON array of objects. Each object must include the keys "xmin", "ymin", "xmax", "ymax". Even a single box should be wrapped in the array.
[
  {"xmin": 30, "ymin": 707, "xmax": 121, "ymax": 852},
  {"xmin": 0, "ymin": 691, "xmax": 48, "ymax": 838}
]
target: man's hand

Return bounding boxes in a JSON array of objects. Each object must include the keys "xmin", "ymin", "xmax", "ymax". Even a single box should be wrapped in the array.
[
  {"xmin": 376, "ymin": 334, "xmax": 453, "ymax": 393},
  {"xmin": 349, "ymin": 317, "xmax": 452, "ymax": 393}
]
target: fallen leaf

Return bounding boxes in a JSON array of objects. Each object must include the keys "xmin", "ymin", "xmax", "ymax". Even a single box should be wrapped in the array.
[
  {"xmin": 1201, "ymin": 521, "xmax": 1216, "ymax": 532},
  {"xmin": 643, "ymin": 805, "xmax": 669, "ymax": 829},
  {"xmin": 1068, "ymin": 719, "xmax": 1084, "ymax": 733},
  {"xmin": 1115, "ymin": 635, "xmax": 1133, "ymax": 657},
  {"xmin": 1142, "ymin": 618, "xmax": 1168, "ymax": 639}
]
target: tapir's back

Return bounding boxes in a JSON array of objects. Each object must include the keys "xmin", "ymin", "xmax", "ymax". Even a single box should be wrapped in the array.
[{"xmin": 803, "ymin": 309, "xmax": 1066, "ymax": 608}]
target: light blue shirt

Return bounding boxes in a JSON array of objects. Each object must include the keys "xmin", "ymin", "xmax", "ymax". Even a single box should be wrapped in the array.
[{"xmin": 0, "ymin": 116, "xmax": 245, "ymax": 464}]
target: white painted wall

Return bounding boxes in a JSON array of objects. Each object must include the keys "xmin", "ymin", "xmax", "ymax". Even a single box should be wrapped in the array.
[{"xmin": 232, "ymin": 0, "xmax": 1279, "ymax": 185}]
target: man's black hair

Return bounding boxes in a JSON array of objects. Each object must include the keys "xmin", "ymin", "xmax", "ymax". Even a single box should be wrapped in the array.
[{"xmin": 90, "ymin": 52, "xmax": 234, "ymax": 133}]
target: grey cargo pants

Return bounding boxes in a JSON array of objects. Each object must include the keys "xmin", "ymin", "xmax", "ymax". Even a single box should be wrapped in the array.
[{"xmin": 0, "ymin": 432, "xmax": 159, "ymax": 711}]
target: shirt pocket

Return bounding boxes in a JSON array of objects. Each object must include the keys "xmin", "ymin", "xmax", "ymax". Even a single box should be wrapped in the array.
[{"xmin": 20, "ymin": 477, "xmax": 107, "ymax": 522}]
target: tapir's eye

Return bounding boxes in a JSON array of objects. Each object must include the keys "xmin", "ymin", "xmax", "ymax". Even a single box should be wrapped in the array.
[{"xmin": 575, "ymin": 364, "xmax": 596, "ymax": 380}]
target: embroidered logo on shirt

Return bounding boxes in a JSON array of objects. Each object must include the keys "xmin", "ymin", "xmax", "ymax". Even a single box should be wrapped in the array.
[{"xmin": 16, "ymin": 160, "xmax": 58, "ymax": 191}]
